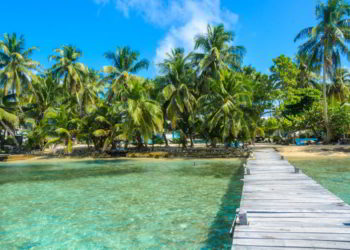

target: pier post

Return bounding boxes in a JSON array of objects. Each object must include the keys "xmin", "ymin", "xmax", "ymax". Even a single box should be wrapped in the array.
[{"xmin": 238, "ymin": 210, "xmax": 248, "ymax": 225}]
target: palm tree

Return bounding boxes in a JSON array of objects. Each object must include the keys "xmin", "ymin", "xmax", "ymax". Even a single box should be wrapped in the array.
[
  {"xmin": 329, "ymin": 67, "xmax": 350, "ymax": 103},
  {"xmin": 193, "ymin": 24, "xmax": 246, "ymax": 91},
  {"xmin": 102, "ymin": 46, "xmax": 149, "ymax": 100},
  {"xmin": 158, "ymin": 48, "xmax": 197, "ymax": 147},
  {"xmin": 42, "ymin": 105, "xmax": 80, "ymax": 154},
  {"xmin": 112, "ymin": 76, "xmax": 163, "ymax": 148},
  {"xmin": 49, "ymin": 45, "xmax": 88, "ymax": 95},
  {"xmin": 295, "ymin": 53, "xmax": 319, "ymax": 89},
  {"xmin": 198, "ymin": 69, "xmax": 251, "ymax": 146},
  {"xmin": 93, "ymin": 106, "xmax": 123, "ymax": 151},
  {"xmin": 294, "ymin": 0, "xmax": 350, "ymax": 142},
  {"xmin": 0, "ymin": 33, "xmax": 39, "ymax": 97},
  {"xmin": 76, "ymin": 68, "xmax": 103, "ymax": 117},
  {"xmin": 25, "ymin": 74, "xmax": 63, "ymax": 123},
  {"xmin": 0, "ymin": 107, "xmax": 19, "ymax": 147}
]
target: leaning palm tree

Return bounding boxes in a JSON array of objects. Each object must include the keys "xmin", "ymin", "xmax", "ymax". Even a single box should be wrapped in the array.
[
  {"xmin": 0, "ymin": 107, "xmax": 19, "ymax": 147},
  {"xmin": 294, "ymin": 0, "xmax": 350, "ymax": 142},
  {"xmin": 0, "ymin": 33, "xmax": 39, "ymax": 97},
  {"xmin": 49, "ymin": 45, "xmax": 88, "ymax": 95},
  {"xmin": 102, "ymin": 46, "xmax": 149, "ymax": 100},
  {"xmin": 193, "ymin": 24, "xmax": 246, "ymax": 89}
]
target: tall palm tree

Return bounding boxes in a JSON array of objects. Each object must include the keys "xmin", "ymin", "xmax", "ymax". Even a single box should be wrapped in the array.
[
  {"xmin": 0, "ymin": 33, "xmax": 39, "ymax": 97},
  {"xmin": 193, "ymin": 24, "xmax": 246, "ymax": 90},
  {"xmin": 158, "ymin": 48, "xmax": 197, "ymax": 147},
  {"xmin": 294, "ymin": 0, "xmax": 350, "ymax": 142},
  {"xmin": 102, "ymin": 46, "xmax": 149, "ymax": 100},
  {"xmin": 49, "ymin": 45, "xmax": 88, "ymax": 95}
]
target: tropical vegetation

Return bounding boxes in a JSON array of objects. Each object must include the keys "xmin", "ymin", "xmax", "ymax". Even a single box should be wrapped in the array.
[{"xmin": 2, "ymin": 1, "xmax": 350, "ymax": 154}]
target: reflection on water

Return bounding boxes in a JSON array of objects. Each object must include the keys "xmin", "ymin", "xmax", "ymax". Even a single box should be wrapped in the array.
[
  {"xmin": 290, "ymin": 158, "xmax": 350, "ymax": 205},
  {"xmin": 0, "ymin": 159, "xmax": 243, "ymax": 249}
]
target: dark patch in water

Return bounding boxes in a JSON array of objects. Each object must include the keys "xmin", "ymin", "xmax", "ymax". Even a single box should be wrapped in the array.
[
  {"xmin": 0, "ymin": 161, "xmax": 146, "ymax": 185},
  {"xmin": 19, "ymin": 241, "xmax": 41, "ymax": 250},
  {"xmin": 175, "ymin": 162, "xmax": 241, "ymax": 179}
]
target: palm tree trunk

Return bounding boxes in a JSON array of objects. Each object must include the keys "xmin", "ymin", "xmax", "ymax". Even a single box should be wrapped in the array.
[
  {"xmin": 189, "ymin": 133, "xmax": 194, "ymax": 147},
  {"xmin": 124, "ymin": 140, "xmax": 129, "ymax": 149},
  {"xmin": 162, "ymin": 132, "xmax": 169, "ymax": 147},
  {"xmin": 323, "ymin": 64, "xmax": 331, "ymax": 143},
  {"xmin": 0, "ymin": 120, "xmax": 19, "ymax": 148}
]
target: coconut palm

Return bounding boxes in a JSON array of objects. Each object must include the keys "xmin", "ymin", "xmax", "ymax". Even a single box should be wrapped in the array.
[
  {"xmin": 193, "ymin": 24, "xmax": 246, "ymax": 89},
  {"xmin": 102, "ymin": 46, "xmax": 149, "ymax": 100},
  {"xmin": 0, "ymin": 33, "xmax": 39, "ymax": 97},
  {"xmin": 25, "ymin": 74, "xmax": 63, "ymax": 123},
  {"xmin": 329, "ymin": 67, "xmax": 350, "ymax": 103},
  {"xmin": 158, "ymin": 48, "xmax": 197, "ymax": 146},
  {"xmin": 42, "ymin": 105, "xmax": 80, "ymax": 154},
  {"xmin": 93, "ymin": 106, "xmax": 123, "ymax": 151},
  {"xmin": 49, "ymin": 45, "xmax": 88, "ymax": 95},
  {"xmin": 295, "ymin": 53, "xmax": 320, "ymax": 89},
  {"xmin": 0, "ymin": 107, "xmax": 19, "ymax": 147},
  {"xmin": 198, "ymin": 69, "xmax": 251, "ymax": 145},
  {"xmin": 294, "ymin": 0, "xmax": 350, "ymax": 142},
  {"xmin": 76, "ymin": 68, "xmax": 103, "ymax": 117},
  {"xmin": 116, "ymin": 76, "xmax": 163, "ymax": 148}
]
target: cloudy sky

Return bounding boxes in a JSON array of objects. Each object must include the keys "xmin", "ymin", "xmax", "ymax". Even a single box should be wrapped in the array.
[{"xmin": 1, "ymin": 0, "xmax": 330, "ymax": 77}]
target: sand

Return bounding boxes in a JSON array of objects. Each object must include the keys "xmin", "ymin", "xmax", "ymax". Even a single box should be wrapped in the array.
[{"xmin": 276, "ymin": 144, "xmax": 350, "ymax": 160}]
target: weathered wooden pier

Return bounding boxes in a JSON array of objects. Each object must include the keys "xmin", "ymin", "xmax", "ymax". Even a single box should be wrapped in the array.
[{"xmin": 232, "ymin": 148, "xmax": 350, "ymax": 249}]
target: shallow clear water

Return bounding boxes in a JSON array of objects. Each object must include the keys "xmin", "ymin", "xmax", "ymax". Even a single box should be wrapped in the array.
[
  {"xmin": 0, "ymin": 159, "xmax": 243, "ymax": 249},
  {"xmin": 290, "ymin": 158, "xmax": 350, "ymax": 204}
]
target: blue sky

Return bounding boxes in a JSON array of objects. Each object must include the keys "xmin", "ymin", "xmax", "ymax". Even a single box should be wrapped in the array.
[{"xmin": 2, "ymin": 0, "xmax": 340, "ymax": 78}]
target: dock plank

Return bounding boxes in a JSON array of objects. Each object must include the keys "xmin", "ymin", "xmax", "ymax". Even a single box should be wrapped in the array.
[{"xmin": 232, "ymin": 148, "xmax": 350, "ymax": 250}]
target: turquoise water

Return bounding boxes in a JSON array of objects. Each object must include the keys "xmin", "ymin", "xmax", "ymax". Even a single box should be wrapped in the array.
[
  {"xmin": 290, "ymin": 158, "xmax": 350, "ymax": 204},
  {"xmin": 0, "ymin": 159, "xmax": 243, "ymax": 249}
]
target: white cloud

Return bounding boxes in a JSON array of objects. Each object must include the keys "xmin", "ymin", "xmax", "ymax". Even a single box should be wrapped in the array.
[{"xmin": 94, "ymin": 0, "xmax": 239, "ymax": 67}]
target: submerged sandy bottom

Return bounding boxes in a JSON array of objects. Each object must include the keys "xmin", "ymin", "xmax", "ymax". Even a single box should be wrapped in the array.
[{"xmin": 0, "ymin": 158, "xmax": 243, "ymax": 249}]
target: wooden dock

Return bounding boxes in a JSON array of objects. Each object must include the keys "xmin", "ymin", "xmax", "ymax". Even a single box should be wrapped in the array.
[{"xmin": 232, "ymin": 148, "xmax": 350, "ymax": 250}]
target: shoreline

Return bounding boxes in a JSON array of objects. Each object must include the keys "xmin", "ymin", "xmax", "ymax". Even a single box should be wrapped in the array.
[{"xmin": 1, "ymin": 155, "xmax": 245, "ymax": 164}]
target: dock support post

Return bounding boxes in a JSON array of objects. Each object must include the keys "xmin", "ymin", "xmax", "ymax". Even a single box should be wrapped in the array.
[
  {"xmin": 294, "ymin": 167, "xmax": 300, "ymax": 173},
  {"xmin": 238, "ymin": 210, "xmax": 248, "ymax": 225}
]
